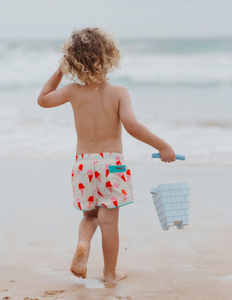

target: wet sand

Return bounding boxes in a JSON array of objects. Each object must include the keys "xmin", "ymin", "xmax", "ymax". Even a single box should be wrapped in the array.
[{"xmin": 0, "ymin": 159, "xmax": 232, "ymax": 300}]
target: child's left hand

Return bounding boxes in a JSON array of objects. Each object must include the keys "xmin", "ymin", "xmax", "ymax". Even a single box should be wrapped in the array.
[{"xmin": 56, "ymin": 60, "xmax": 65, "ymax": 76}]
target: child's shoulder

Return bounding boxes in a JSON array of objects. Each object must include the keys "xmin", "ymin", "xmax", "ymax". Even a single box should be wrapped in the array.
[
  {"xmin": 107, "ymin": 83, "xmax": 128, "ymax": 90},
  {"xmin": 66, "ymin": 82, "xmax": 130, "ymax": 98},
  {"xmin": 107, "ymin": 83, "xmax": 130, "ymax": 96}
]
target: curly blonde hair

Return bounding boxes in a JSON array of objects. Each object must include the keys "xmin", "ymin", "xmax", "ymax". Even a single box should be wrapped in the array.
[{"xmin": 59, "ymin": 27, "xmax": 121, "ymax": 87}]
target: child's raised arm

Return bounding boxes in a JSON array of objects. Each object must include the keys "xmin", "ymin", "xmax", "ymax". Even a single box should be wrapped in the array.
[
  {"xmin": 37, "ymin": 68, "xmax": 71, "ymax": 108},
  {"xmin": 118, "ymin": 87, "xmax": 176, "ymax": 163}
]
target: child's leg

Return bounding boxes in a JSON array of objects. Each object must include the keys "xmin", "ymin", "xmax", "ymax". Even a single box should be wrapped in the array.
[
  {"xmin": 98, "ymin": 207, "xmax": 127, "ymax": 282},
  {"xmin": 70, "ymin": 210, "xmax": 98, "ymax": 278}
]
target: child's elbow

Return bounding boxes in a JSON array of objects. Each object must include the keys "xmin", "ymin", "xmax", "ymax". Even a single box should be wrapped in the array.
[
  {"xmin": 37, "ymin": 97, "xmax": 47, "ymax": 108},
  {"xmin": 125, "ymin": 122, "xmax": 140, "ymax": 136}
]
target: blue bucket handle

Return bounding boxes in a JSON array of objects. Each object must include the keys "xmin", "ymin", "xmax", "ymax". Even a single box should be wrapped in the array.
[
  {"xmin": 151, "ymin": 153, "xmax": 186, "ymax": 187},
  {"xmin": 152, "ymin": 153, "xmax": 185, "ymax": 161}
]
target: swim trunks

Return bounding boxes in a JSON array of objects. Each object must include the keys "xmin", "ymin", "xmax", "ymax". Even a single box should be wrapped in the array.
[{"xmin": 71, "ymin": 152, "xmax": 134, "ymax": 211}]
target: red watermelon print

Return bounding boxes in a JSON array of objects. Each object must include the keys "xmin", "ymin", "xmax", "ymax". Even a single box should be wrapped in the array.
[
  {"xmin": 106, "ymin": 181, "xmax": 113, "ymax": 193},
  {"xmin": 111, "ymin": 196, "xmax": 118, "ymax": 207},
  {"xmin": 115, "ymin": 156, "xmax": 122, "ymax": 165},
  {"xmin": 76, "ymin": 197, "xmax": 82, "ymax": 210},
  {"xmin": 87, "ymin": 169, "xmax": 94, "ymax": 182},
  {"xmin": 88, "ymin": 196, "xmax": 94, "ymax": 209},
  {"xmin": 105, "ymin": 164, "xmax": 110, "ymax": 177},
  {"xmin": 78, "ymin": 164, "xmax": 83, "ymax": 175},
  {"xmin": 126, "ymin": 169, "xmax": 131, "ymax": 182},
  {"xmin": 78, "ymin": 183, "xmax": 85, "ymax": 196},
  {"xmin": 121, "ymin": 174, "xmax": 126, "ymax": 182},
  {"xmin": 95, "ymin": 171, "xmax": 101, "ymax": 183},
  {"xmin": 121, "ymin": 189, "xmax": 127, "ymax": 201},
  {"xmin": 99, "ymin": 153, "xmax": 104, "ymax": 158},
  {"xmin": 97, "ymin": 187, "xmax": 104, "ymax": 197}
]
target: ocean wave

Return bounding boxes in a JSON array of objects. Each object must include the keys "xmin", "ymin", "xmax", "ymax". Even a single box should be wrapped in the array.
[
  {"xmin": 110, "ymin": 77, "xmax": 232, "ymax": 88},
  {"xmin": 171, "ymin": 120, "xmax": 232, "ymax": 129},
  {"xmin": 119, "ymin": 38, "xmax": 232, "ymax": 54},
  {"xmin": 2, "ymin": 38, "xmax": 232, "ymax": 54},
  {"xmin": 1, "ymin": 39, "xmax": 232, "ymax": 91}
]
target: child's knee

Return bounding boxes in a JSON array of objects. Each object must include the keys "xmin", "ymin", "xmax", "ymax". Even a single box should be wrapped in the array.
[
  {"xmin": 99, "ymin": 218, "xmax": 118, "ymax": 228},
  {"xmin": 98, "ymin": 207, "xmax": 119, "ymax": 227}
]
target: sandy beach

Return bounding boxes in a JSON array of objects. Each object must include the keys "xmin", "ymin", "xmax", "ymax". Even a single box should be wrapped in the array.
[{"xmin": 0, "ymin": 158, "xmax": 232, "ymax": 300}]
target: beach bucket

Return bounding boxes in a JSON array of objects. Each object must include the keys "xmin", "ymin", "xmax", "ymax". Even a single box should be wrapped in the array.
[{"xmin": 150, "ymin": 153, "xmax": 191, "ymax": 230}]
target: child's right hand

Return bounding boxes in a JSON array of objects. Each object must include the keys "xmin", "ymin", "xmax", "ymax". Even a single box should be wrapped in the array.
[{"xmin": 159, "ymin": 146, "xmax": 176, "ymax": 163}]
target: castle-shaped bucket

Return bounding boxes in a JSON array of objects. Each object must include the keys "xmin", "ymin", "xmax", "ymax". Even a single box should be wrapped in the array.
[{"xmin": 150, "ymin": 153, "xmax": 190, "ymax": 230}]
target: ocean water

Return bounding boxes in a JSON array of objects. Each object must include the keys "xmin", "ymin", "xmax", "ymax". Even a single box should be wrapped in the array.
[{"xmin": 0, "ymin": 38, "xmax": 232, "ymax": 166}]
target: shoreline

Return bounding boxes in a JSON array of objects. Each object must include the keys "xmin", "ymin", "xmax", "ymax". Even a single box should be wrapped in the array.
[{"xmin": 1, "ymin": 156, "xmax": 232, "ymax": 168}]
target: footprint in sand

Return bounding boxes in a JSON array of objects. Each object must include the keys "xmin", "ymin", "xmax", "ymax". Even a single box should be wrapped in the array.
[
  {"xmin": 106, "ymin": 297, "xmax": 132, "ymax": 300},
  {"xmin": 43, "ymin": 290, "xmax": 65, "ymax": 296},
  {"xmin": 70, "ymin": 242, "xmax": 88, "ymax": 279}
]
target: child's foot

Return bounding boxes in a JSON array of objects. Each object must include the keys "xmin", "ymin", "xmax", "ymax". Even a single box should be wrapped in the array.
[
  {"xmin": 104, "ymin": 270, "xmax": 127, "ymax": 283},
  {"xmin": 70, "ymin": 241, "xmax": 88, "ymax": 279}
]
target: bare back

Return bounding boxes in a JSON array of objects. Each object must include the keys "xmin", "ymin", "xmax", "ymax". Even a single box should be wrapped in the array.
[{"xmin": 69, "ymin": 82, "xmax": 123, "ymax": 155}]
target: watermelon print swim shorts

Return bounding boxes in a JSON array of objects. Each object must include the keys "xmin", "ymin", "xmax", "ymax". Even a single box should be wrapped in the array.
[{"xmin": 71, "ymin": 152, "xmax": 134, "ymax": 211}]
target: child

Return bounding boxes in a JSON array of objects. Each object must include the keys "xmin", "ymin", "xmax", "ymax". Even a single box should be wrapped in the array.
[{"xmin": 37, "ymin": 27, "xmax": 176, "ymax": 283}]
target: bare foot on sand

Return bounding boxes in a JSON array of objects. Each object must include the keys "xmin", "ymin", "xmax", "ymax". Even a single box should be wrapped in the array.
[
  {"xmin": 104, "ymin": 271, "xmax": 127, "ymax": 283},
  {"xmin": 70, "ymin": 241, "xmax": 88, "ymax": 279}
]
